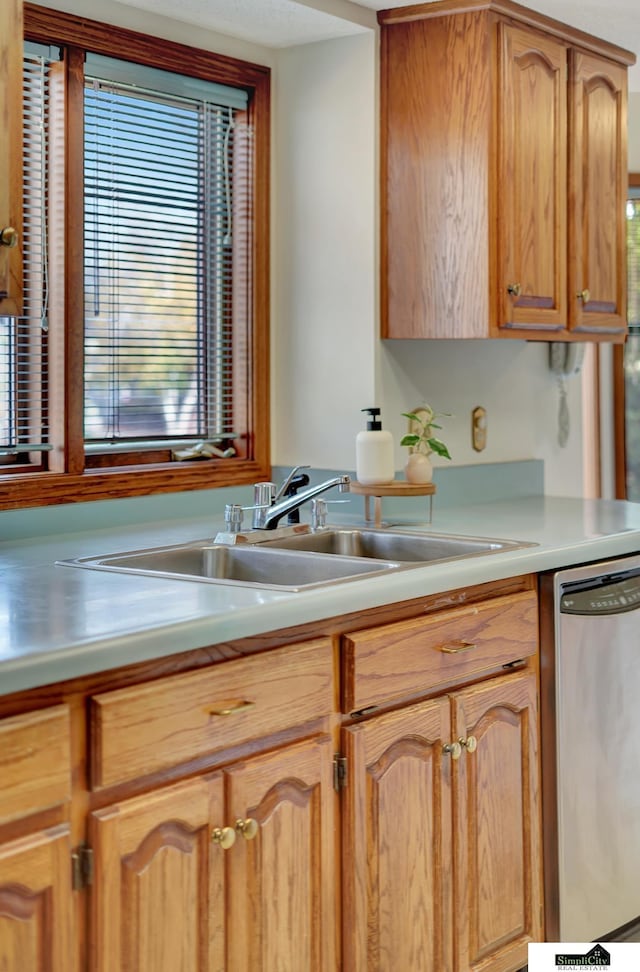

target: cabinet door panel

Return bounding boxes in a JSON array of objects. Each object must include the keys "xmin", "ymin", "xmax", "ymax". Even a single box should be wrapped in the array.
[
  {"xmin": 225, "ymin": 736, "xmax": 337, "ymax": 972},
  {"xmin": 452, "ymin": 670, "xmax": 542, "ymax": 972},
  {"xmin": 497, "ymin": 24, "xmax": 567, "ymax": 334},
  {"xmin": 343, "ymin": 697, "xmax": 452, "ymax": 972},
  {"xmin": 569, "ymin": 50, "xmax": 627, "ymax": 336},
  {"xmin": 90, "ymin": 775, "xmax": 224, "ymax": 972},
  {"xmin": 0, "ymin": 825, "xmax": 75, "ymax": 972}
]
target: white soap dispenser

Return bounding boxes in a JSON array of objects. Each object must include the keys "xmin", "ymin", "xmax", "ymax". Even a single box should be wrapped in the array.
[{"xmin": 356, "ymin": 407, "xmax": 395, "ymax": 485}]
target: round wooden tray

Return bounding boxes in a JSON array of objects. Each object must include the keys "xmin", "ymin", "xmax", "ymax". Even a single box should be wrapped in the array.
[
  {"xmin": 350, "ymin": 480, "xmax": 436, "ymax": 527},
  {"xmin": 350, "ymin": 481, "xmax": 436, "ymax": 497}
]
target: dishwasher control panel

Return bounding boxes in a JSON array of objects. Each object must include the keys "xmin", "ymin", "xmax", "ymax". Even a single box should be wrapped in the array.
[{"xmin": 560, "ymin": 571, "xmax": 640, "ymax": 616}]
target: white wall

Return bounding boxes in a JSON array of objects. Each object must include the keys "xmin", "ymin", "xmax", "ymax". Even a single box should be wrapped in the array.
[{"xmin": 272, "ymin": 33, "xmax": 378, "ymax": 469}]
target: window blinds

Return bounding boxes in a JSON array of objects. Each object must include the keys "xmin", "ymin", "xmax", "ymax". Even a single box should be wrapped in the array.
[
  {"xmin": 628, "ymin": 188, "xmax": 640, "ymax": 331},
  {"xmin": 83, "ymin": 57, "xmax": 250, "ymax": 445},
  {"xmin": 0, "ymin": 46, "xmax": 54, "ymax": 455}
]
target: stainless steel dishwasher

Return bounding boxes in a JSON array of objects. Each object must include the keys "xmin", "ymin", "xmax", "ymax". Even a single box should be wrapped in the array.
[{"xmin": 540, "ymin": 554, "xmax": 640, "ymax": 943}]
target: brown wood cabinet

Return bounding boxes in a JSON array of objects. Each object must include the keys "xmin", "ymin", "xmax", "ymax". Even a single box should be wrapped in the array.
[
  {"xmin": 0, "ymin": 578, "xmax": 541, "ymax": 972},
  {"xmin": 380, "ymin": 0, "xmax": 634, "ymax": 343},
  {"xmin": 0, "ymin": 0, "xmax": 23, "ymax": 315},
  {"xmin": 89, "ymin": 736, "xmax": 336, "ymax": 972},
  {"xmin": 0, "ymin": 826, "xmax": 76, "ymax": 971},
  {"xmin": 340, "ymin": 591, "xmax": 542, "ymax": 972}
]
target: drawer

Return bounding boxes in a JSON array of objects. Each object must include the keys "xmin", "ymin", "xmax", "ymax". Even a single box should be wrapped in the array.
[
  {"xmin": 0, "ymin": 705, "xmax": 72, "ymax": 825},
  {"xmin": 342, "ymin": 590, "xmax": 538, "ymax": 712},
  {"xmin": 90, "ymin": 637, "xmax": 333, "ymax": 789}
]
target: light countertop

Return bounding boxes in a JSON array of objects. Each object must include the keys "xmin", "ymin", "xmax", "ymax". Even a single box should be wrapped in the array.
[{"xmin": 2, "ymin": 494, "xmax": 640, "ymax": 697}]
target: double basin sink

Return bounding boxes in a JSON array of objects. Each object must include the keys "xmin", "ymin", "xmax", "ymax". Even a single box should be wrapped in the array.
[{"xmin": 61, "ymin": 527, "xmax": 533, "ymax": 592}]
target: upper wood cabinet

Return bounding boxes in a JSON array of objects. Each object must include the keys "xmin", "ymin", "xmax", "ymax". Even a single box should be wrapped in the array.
[
  {"xmin": 0, "ymin": 0, "xmax": 23, "ymax": 316},
  {"xmin": 379, "ymin": 0, "xmax": 635, "ymax": 343}
]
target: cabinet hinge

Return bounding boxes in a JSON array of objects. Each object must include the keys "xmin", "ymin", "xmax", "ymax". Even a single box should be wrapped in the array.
[
  {"xmin": 71, "ymin": 844, "xmax": 94, "ymax": 891},
  {"xmin": 333, "ymin": 754, "xmax": 348, "ymax": 792}
]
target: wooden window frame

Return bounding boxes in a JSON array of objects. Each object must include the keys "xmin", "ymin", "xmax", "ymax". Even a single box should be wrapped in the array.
[
  {"xmin": 613, "ymin": 173, "xmax": 640, "ymax": 499},
  {"xmin": 0, "ymin": 3, "xmax": 270, "ymax": 511}
]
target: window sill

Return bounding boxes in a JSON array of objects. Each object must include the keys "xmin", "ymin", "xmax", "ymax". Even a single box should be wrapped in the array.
[{"xmin": 0, "ymin": 459, "xmax": 271, "ymax": 511}]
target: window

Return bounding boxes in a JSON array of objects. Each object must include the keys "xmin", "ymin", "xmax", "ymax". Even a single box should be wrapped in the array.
[
  {"xmin": 1, "ymin": 6, "xmax": 270, "ymax": 508},
  {"xmin": 614, "ymin": 175, "xmax": 640, "ymax": 499}
]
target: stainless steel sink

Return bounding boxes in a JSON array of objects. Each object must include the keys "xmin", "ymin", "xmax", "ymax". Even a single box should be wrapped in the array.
[
  {"xmin": 60, "ymin": 540, "xmax": 403, "ymax": 591},
  {"xmin": 260, "ymin": 528, "xmax": 532, "ymax": 563}
]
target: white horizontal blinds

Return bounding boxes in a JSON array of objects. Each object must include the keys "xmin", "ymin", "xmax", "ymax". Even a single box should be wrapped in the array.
[
  {"xmin": 628, "ymin": 189, "xmax": 640, "ymax": 331},
  {"xmin": 0, "ymin": 46, "xmax": 54, "ymax": 456},
  {"xmin": 83, "ymin": 56, "xmax": 249, "ymax": 446}
]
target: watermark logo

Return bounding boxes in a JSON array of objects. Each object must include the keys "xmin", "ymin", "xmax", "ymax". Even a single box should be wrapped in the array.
[
  {"xmin": 554, "ymin": 944, "xmax": 610, "ymax": 967},
  {"xmin": 529, "ymin": 941, "xmax": 640, "ymax": 970}
]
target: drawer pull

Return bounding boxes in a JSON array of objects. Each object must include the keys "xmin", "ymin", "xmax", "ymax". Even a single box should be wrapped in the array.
[
  {"xmin": 212, "ymin": 826, "xmax": 236, "ymax": 849},
  {"xmin": 235, "ymin": 817, "xmax": 259, "ymax": 840},
  {"xmin": 207, "ymin": 700, "xmax": 255, "ymax": 717},
  {"xmin": 438, "ymin": 640, "xmax": 478, "ymax": 654},
  {"xmin": 459, "ymin": 735, "xmax": 477, "ymax": 753}
]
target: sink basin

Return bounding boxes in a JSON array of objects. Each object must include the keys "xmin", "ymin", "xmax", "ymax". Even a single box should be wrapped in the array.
[
  {"xmin": 60, "ymin": 541, "xmax": 403, "ymax": 591},
  {"xmin": 260, "ymin": 528, "xmax": 531, "ymax": 563}
]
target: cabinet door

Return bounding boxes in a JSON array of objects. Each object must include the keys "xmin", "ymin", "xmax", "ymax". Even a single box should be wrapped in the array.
[
  {"xmin": 225, "ymin": 735, "xmax": 337, "ymax": 972},
  {"xmin": 497, "ymin": 23, "xmax": 568, "ymax": 336},
  {"xmin": 0, "ymin": 0, "xmax": 23, "ymax": 315},
  {"xmin": 568, "ymin": 50, "xmax": 628, "ymax": 338},
  {"xmin": 90, "ymin": 775, "xmax": 225, "ymax": 972},
  {"xmin": 342, "ymin": 697, "xmax": 452, "ymax": 972},
  {"xmin": 0, "ymin": 825, "xmax": 75, "ymax": 971},
  {"xmin": 452, "ymin": 670, "xmax": 542, "ymax": 972}
]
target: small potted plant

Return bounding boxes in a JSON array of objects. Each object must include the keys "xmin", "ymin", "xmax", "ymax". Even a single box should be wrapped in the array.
[{"xmin": 400, "ymin": 405, "xmax": 452, "ymax": 483}]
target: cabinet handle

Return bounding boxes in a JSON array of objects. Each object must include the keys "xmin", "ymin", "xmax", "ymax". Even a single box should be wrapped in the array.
[
  {"xmin": 507, "ymin": 282, "xmax": 521, "ymax": 297},
  {"xmin": 577, "ymin": 288, "xmax": 591, "ymax": 303},
  {"xmin": 235, "ymin": 817, "xmax": 259, "ymax": 840},
  {"xmin": 459, "ymin": 735, "xmax": 477, "ymax": 753},
  {"xmin": 206, "ymin": 699, "xmax": 255, "ymax": 717},
  {"xmin": 212, "ymin": 826, "xmax": 236, "ymax": 849},
  {"xmin": 438, "ymin": 640, "xmax": 478, "ymax": 654},
  {"xmin": 443, "ymin": 741, "xmax": 462, "ymax": 760},
  {"xmin": 0, "ymin": 227, "xmax": 18, "ymax": 249}
]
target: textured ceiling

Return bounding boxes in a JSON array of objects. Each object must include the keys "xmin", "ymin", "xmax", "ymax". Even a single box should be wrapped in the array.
[{"xmin": 76, "ymin": 0, "xmax": 640, "ymax": 88}]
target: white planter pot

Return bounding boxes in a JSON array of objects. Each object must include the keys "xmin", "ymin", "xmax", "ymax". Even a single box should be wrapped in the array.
[{"xmin": 404, "ymin": 452, "xmax": 433, "ymax": 484}]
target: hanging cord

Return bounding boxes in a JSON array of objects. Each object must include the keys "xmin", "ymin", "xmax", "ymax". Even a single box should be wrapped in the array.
[
  {"xmin": 222, "ymin": 106, "xmax": 235, "ymax": 246},
  {"xmin": 557, "ymin": 375, "xmax": 570, "ymax": 448}
]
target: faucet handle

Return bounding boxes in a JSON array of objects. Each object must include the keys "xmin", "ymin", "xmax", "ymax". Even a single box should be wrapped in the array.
[
  {"xmin": 252, "ymin": 482, "xmax": 276, "ymax": 529},
  {"xmin": 311, "ymin": 498, "xmax": 349, "ymax": 530}
]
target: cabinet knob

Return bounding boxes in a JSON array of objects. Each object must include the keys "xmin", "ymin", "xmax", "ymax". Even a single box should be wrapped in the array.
[
  {"xmin": 460, "ymin": 735, "xmax": 477, "ymax": 753},
  {"xmin": 0, "ymin": 227, "xmax": 18, "ymax": 249},
  {"xmin": 212, "ymin": 826, "xmax": 236, "ymax": 849},
  {"xmin": 577, "ymin": 289, "xmax": 591, "ymax": 304},
  {"xmin": 235, "ymin": 817, "xmax": 259, "ymax": 840},
  {"xmin": 443, "ymin": 741, "xmax": 462, "ymax": 760},
  {"xmin": 507, "ymin": 282, "xmax": 522, "ymax": 298}
]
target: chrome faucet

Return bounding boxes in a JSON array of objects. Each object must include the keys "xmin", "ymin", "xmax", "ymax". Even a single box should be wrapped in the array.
[{"xmin": 254, "ymin": 472, "xmax": 351, "ymax": 530}]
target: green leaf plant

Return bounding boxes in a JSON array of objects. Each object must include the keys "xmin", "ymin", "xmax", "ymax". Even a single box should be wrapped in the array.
[{"xmin": 400, "ymin": 406, "xmax": 452, "ymax": 460}]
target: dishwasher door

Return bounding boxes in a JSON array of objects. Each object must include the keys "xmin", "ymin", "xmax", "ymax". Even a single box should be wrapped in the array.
[{"xmin": 549, "ymin": 555, "xmax": 640, "ymax": 942}]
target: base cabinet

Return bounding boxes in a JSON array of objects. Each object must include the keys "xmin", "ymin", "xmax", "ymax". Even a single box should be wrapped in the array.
[
  {"xmin": 0, "ymin": 826, "xmax": 76, "ymax": 972},
  {"xmin": 0, "ymin": 583, "xmax": 542, "ymax": 972},
  {"xmin": 342, "ymin": 670, "xmax": 542, "ymax": 972},
  {"xmin": 89, "ymin": 736, "xmax": 337, "ymax": 972}
]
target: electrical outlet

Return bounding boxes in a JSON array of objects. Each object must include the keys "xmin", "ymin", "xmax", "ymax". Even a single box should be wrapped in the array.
[{"xmin": 472, "ymin": 406, "xmax": 487, "ymax": 452}]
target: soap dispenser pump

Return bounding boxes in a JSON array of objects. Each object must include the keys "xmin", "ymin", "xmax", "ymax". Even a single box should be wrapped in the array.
[{"xmin": 356, "ymin": 407, "xmax": 395, "ymax": 485}]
